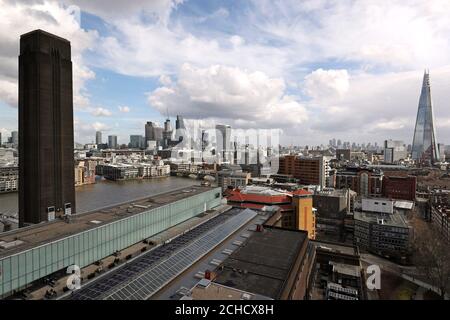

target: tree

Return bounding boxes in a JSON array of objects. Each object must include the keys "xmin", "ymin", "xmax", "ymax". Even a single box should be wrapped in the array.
[{"xmin": 412, "ymin": 224, "xmax": 450, "ymax": 299}]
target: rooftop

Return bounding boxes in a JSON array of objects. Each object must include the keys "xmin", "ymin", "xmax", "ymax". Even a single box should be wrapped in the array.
[
  {"xmin": 213, "ymin": 226, "xmax": 308, "ymax": 299},
  {"xmin": 0, "ymin": 185, "xmax": 218, "ymax": 258},
  {"xmin": 314, "ymin": 188, "xmax": 350, "ymax": 197},
  {"xmin": 330, "ymin": 262, "xmax": 361, "ymax": 278},
  {"xmin": 354, "ymin": 210, "xmax": 410, "ymax": 228},
  {"xmin": 227, "ymin": 186, "xmax": 311, "ymax": 205},
  {"xmin": 190, "ymin": 281, "xmax": 272, "ymax": 300}
]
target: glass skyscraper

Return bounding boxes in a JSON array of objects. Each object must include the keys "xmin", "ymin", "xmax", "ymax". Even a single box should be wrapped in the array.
[{"xmin": 412, "ymin": 70, "xmax": 440, "ymax": 165}]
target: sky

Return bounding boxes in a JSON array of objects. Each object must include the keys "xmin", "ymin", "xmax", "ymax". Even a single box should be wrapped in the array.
[{"xmin": 1, "ymin": 0, "xmax": 450, "ymax": 146}]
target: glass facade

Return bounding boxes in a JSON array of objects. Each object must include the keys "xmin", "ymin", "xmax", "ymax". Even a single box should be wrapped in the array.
[
  {"xmin": 412, "ymin": 70, "xmax": 440, "ymax": 165},
  {"xmin": 0, "ymin": 187, "xmax": 222, "ymax": 297}
]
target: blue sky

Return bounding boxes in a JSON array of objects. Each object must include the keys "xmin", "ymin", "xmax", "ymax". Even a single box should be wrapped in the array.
[{"xmin": 1, "ymin": 0, "xmax": 450, "ymax": 146}]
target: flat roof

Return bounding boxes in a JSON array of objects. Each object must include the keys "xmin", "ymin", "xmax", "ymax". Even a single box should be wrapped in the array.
[
  {"xmin": 310, "ymin": 240, "xmax": 357, "ymax": 256},
  {"xmin": 20, "ymin": 29, "xmax": 70, "ymax": 43},
  {"xmin": 213, "ymin": 226, "xmax": 308, "ymax": 299},
  {"xmin": 0, "ymin": 185, "xmax": 218, "ymax": 259},
  {"xmin": 190, "ymin": 281, "xmax": 272, "ymax": 300},
  {"xmin": 394, "ymin": 200, "xmax": 414, "ymax": 210},
  {"xmin": 354, "ymin": 210, "xmax": 409, "ymax": 228},
  {"xmin": 330, "ymin": 262, "xmax": 361, "ymax": 278}
]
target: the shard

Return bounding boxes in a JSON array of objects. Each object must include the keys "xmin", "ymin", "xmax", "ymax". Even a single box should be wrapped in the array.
[{"xmin": 411, "ymin": 70, "xmax": 440, "ymax": 165}]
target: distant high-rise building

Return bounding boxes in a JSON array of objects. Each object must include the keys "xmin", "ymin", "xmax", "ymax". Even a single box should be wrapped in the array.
[
  {"xmin": 162, "ymin": 118, "xmax": 173, "ymax": 149},
  {"xmin": 11, "ymin": 131, "xmax": 18, "ymax": 147},
  {"xmin": 216, "ymin": 124, "xmax": 231, "ymax": 163},
  {"xmin": 175, "ymin": 115, "xmax": 185, "ymax": 130},
  {"xmin": 145, "ymin": 121, "xmax": 164, "ymax": 147},
  {"xmin": 412, "ymin": 70, "xmax": 440, "ymax": 165},
  {"xmin": 95, "ymin": 131, "xmax": 102, "ymax": 145},
  {"xmin": 129, "ymin": 135, "xmax": 144, "ymax": 149},
  {"xmin": 0, "ymin": 132, "xmax": 2, "ymax": 146},
  {"xmin": 174, "ymin": 115, "xmax": 187, "ymax": 143},
  {"xmin": 384, "ymin": 140, "xmax": 407, "ymax": 163},
  {"xmin": 278, "ymin": 155, "xmax": 332, "ymax": 188},
  {"xmin": 438, "ymin": 143, "xmax": 446, "ymax": 162},
  {"xmin": 153, "ymin": 127, "xmax": 163, "ymax": 147},
  {"xmin": 108, "ymin": 135, "xmax": 118, "ymax": 149},
  {"xmin": 145, "ymin": 121, "xmax": 155, "ymax": 142},
  {"xmin": 19, "ymin": 30, "xmax": 76, "ymax": 226}
]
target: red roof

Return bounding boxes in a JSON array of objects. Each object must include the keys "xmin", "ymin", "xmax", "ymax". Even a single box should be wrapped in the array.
[
  {"xmin": 227, "ymin": 190, "xmax": 291, "ymax": 204},
  {"xmin": 292, "ymin": 189, "xmax": 312, "ymax": 196}
]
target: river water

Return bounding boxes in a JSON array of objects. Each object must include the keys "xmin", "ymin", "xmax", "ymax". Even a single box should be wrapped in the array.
[{"xmin": 0, "ymin": 176, "xmax": 198, "ymax": 215}]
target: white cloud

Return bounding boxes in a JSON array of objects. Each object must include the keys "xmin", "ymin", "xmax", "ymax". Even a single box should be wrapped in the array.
[
  {"xmin": 0, "ymin": 79, "xmax": 17, "ymax": 108},
  {"xmin": 158, "ymin": 75, "xmax": 172, "ymax": 86},
  {"xmin": 0, "ymin": 0, "xmax": 97, "ymax": 109},
  {"xmin": 148, "ymin": 64, "xmax": 308, "ymax": 129},
  {"xmin": 250, "ymin": 0, "xmax": 450, "ymax": 70},
  {"xmin": 74, "ymin": 118, "xmax": 111, "ymax": 142},
  {"xmin": 66, "ymin": 0, "xmax": 183, "ymax": 25},
  {"xmin": 91, "ymin": 107, "xmax": 112, "ymax": 117},
  {"xmin": 0, "ymin": 127, "xmax": 10, "ymax": 137},
  {"xmin": 229, "ymin": 35, "xmax": 245, "ymax": 47},
  {"xmin": 304, "ymin": 69, "xmax": 349, "ymax": 101},
  {"xmin": 118, "ymin": 105, "xmax": 130, "ymax": 113},
  {"xmin": 373, "ymin": 120, "xmax": 407, "ymax": 130}
]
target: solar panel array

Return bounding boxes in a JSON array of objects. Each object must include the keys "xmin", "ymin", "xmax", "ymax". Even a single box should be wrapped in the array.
[
  {"xmin": 104, "ymin": 209, "xmax": 257, "ymax": 300},
  {"xmin": 68, "ymin": 208, "xmax": 256, "ymax": 300}
]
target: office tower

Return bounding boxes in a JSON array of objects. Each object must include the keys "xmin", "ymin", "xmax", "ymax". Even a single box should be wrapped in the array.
[
  {"xmin": 145, "ymin": 121, "xmax": 155, "ymax": 143},
  {"xmin": 174, "ymin": 115, "xmax": 186, "ymax": 143},
  {"xmin": 215, "ymin": 124, "xmax": 231, "ymax": 163},
  {"xmin": 278, "ymin": 155, "xmax": 332, "ymax": 188},
  {"xmin": 19, "ymin": 30, "xmax": 76, "ymax": 226},
  {"xmin": 144, "ymin": 121, "xmax": 164, "ymax": 148},
  {"xmin": 412, "ymin": 70, "xmax": 440, "ymax": 165},
  {"xmin": 0, "ymin": 132, "xmax": 2, "ymax": 146},
  {"xmin": 11, "ymin": 131, "xmax": 18, "ymax": 147},
  {"xmin": 153, "ymin": 127, "xmax": 163, "ymax": 147},
  {"xmin": 384, "ymin": 140, "xmax": 407, "ymax": 163},
  {"xmin": 175, "ymin": 115, "xmax": 185, "ymax": 130},
  {"xmin": 95, "ymin": 131, "xmax": 102, "ymax": 145},
  {"xmin": 438, "ymin": 143, "xmax": 446, "ymax": 162},
  {"xmin": 108, "ymin": 135, "xmax": 118, "ymax": 149},
  {"xmin": 129, "ymin": 135, "xmax": 144, "ymax": 149},
  {"xmin": 162, "ymin": 118, "xmax": 172, "ymax": 149}
]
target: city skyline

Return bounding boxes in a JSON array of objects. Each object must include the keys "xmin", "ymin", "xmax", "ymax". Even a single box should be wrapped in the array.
[{"xmin": 1, "ymin": 1, "xmax": 450, "ymax": 146}]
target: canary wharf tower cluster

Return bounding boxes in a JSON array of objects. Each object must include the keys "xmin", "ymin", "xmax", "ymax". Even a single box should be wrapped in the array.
[{"xmin": 411, "ymin": 70, "xmax": 441, "ymax": 166}]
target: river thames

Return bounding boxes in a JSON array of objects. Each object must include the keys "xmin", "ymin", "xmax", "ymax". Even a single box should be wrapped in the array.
[{"xmin": 0, "ymin": 176, "xmax": 198, "ymax": 216}]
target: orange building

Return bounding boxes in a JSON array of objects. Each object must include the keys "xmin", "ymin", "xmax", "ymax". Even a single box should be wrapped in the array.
[
  {"xmin": 292, "ymin": 190, "xmax": 315, "ymax": 240},
  {"xmin": 226, "ymin": 186, "xmax": 315, "ymax": 239}
]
